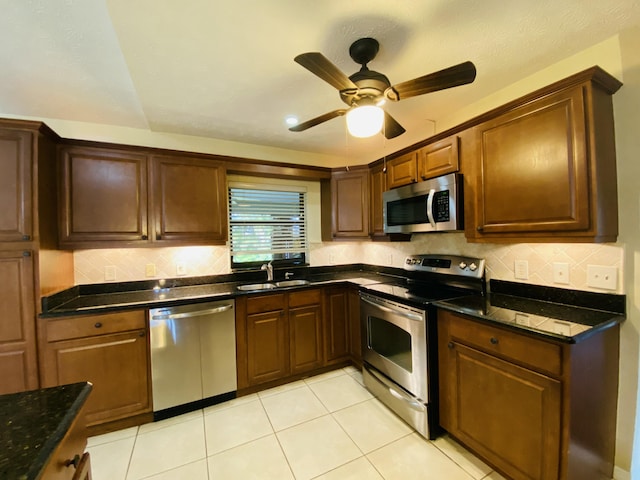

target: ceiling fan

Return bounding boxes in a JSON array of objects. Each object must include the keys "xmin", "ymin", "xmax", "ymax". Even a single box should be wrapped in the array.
[{"xmin": 289, "ymin": 37, "xmax": 476, "ymax": 139}]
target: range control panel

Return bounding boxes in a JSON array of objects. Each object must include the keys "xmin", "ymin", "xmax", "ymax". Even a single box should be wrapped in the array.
[{"xmin": 404, "ymin": 254, "xmax": 485, "ymax": 279}]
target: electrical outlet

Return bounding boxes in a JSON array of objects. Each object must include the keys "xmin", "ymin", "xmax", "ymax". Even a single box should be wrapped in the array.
[
  {"xmin": 514, "ymin": 260, "xmax": 529, "ymax": 280},
  {"xmin": 553, "ymin": 262, "xmax": 570, "ymax": 284},
  {"xmin": 145, "ymin": 263, "xmax": 156, "ymax": 277},
  {"xmin": 176, "ymin": 262, "xmax": 186, "ymax": 276},
  {"xmin": 104, "ymin": 265, "xmax": 116, "ymax": 281},
  {"xmin": 587, "ymin": 265, "xmax": 617, "ymax": 290}
]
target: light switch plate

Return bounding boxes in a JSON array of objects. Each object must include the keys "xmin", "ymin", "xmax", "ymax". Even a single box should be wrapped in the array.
[
  {"xmin": 104, "ymin": 265, "xmax": 116, "ymax": 281},
  {"xmin": 587, "ymin": 265, "xmax": 617, "ymax": 290},
  {"xmin": 145, "ymin": 263, "xmax": 156, "ymax": 277},
  {"xmin": 514, "ymin": 260, "xmax": 529, "ymax": 280}
]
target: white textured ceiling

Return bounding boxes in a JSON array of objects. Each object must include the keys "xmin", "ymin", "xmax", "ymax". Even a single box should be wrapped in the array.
[{"xmin": 1, "ymin": 0, "xmax": 639, "ymax": 163}]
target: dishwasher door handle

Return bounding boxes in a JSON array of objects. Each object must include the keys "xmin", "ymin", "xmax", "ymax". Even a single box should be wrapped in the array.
[{"xmin": 151, "ymin": 303, "xmax": 233, "ymax": 321}]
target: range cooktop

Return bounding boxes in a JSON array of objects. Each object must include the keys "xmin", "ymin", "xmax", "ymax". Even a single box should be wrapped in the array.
[{"xmin": 361, "ymin": 254, "xmax": 486, "ymax": 307}]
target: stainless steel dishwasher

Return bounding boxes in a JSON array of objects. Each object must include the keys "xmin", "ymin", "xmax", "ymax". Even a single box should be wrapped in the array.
[{"xmin": 149, "ymin": 299, "xmax": 237, "ymax": 420}]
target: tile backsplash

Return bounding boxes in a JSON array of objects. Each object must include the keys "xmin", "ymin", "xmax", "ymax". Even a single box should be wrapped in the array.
[{"xmin": 73, "ymin": 233, "xmax": 624, "ymax": 294}]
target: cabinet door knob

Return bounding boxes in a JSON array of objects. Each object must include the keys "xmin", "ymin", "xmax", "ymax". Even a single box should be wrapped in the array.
[
  {"xmin": 477, "ymin": 226, "xmax": 484, "ymax": 232},
  {"xmin": 22, "ymin": 251, "xmax": 31, "ymax": 257},
  {"xmin": 94, "ymin": 322, "xmax": 103, "ymax": 328},
  {"xmin": 22, "ymin": 235, "xmax": 31, "ymax": 241},
  {"xmin": 447, "ymin": 341, "xmax": 454, "ymax": 349},
  {"xmin": 141, "ymin": 235, "xmax": 148, "ymax": 240},
  {"xmin": 65, "ymin": 454, "xmax": 81, "ymax": 468},
  {"xmin": 139, "ymin": 331, "xmax": 145, "ymax": 337},
  {"xmin": 156, "ymin": 234, "xmax": 162, "ymax": 240},
  {"xmin": 490, "ymin": 337, "xmax": 499, "ymax": 345}
]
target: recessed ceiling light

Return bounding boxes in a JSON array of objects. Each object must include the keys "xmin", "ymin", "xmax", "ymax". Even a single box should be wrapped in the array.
[{"xmin": 285, "ymin": 115, "xmax": 298, "ymax": 126}]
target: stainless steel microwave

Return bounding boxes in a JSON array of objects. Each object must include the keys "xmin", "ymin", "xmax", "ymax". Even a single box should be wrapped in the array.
[{"xmin": 383, "ymin": 173, "xmax": 463, "ymax": 234}]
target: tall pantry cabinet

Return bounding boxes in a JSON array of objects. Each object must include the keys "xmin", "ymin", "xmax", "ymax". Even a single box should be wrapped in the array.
[{"xmin": 0, "ymin": 119, "xmax": 74, "ymax": 395}]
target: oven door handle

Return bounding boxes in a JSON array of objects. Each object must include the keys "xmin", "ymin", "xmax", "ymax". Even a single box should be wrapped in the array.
[{"xmin": 361, "ymin": 296, "xmax": 423, "ymax": 322}]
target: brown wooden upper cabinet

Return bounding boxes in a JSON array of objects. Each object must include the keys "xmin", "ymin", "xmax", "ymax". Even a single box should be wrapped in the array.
[
  {"xmin": 58, "ymin": 145, "xmax": 228, "ymax": 248},
  {"xmin": 369, "ymin": 163, "xmax": 387, "ymax": 238},
  {"xmin": 323, "ymin": 167, "xmax": 370, "ymax": 240},
  {"xmin": 417, "ymin": 135, "xmax": 460, "ymax": 180},
  {"xmin": 59, "ymin": 146, "xmax": 149, "ymax": 247},
  {"xmin": 0, "ymin": 129, "xmax": 33, "ymax": 243},
  {"xmin": 467, "ymin": 68, "xmax": 622, "ymax": 243},
  {"xmin": 386, "ymin": 151, "xmax": 418, "ymax": 189},
  {"xmin": 150, "ymin": 155, "xmax": 227, "ymax": 244}
]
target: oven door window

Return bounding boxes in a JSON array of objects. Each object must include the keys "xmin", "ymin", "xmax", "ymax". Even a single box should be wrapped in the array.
[{"xmin": 368, "ymin": 316, "xmax": 412, "ymax": 372}]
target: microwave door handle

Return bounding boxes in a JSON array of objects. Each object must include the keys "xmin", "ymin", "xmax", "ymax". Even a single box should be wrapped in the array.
[{"xmin": 426, "ymin": 189, "xmax": 436, "ymax": 228}]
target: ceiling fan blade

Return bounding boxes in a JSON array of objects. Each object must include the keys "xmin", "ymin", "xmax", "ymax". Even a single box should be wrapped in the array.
[
  {"xmin": 294, "ymin": 52, "xmax": 358, "ymax": 91},
  {"xmin": 288, "ymin": 109, "xmax": 347, "ymax": 132},
  {"xmin": 385, "ymin": 61, "xmax": 477, "ymax": 101},
  {"xmin": 383, "ymin": 111, "xmax": 406, "ymax": 139}
]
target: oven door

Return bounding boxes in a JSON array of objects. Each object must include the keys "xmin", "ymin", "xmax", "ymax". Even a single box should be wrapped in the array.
[{"xmin": 360, "ymin": 293, "xmax": 428, "ymax": 402}]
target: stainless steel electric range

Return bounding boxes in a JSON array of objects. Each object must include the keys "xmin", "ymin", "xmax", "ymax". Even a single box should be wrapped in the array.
[{"xmin": 360, "ymin": 254, "xmax": 485, "ymax": 439}]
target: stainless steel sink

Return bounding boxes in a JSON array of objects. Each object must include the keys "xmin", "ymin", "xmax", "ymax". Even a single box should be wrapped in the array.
[
  {"xmin": 237, "ymin": 283, "xmax": 277, "ymax": 291},
  {"xmin": 275, "ymin": 279, "xmax": 310, "ymax": 287}
]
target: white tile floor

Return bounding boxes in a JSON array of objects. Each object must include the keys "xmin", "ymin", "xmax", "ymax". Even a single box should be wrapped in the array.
[{"xmin": 87, "ymin": 367, "xmax": 508, "ymax": 480}]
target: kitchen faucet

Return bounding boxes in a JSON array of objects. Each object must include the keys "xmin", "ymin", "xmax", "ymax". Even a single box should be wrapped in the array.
[{"xmin": 261, "ymin": 261, "xmax": 274, "ymax": 281}]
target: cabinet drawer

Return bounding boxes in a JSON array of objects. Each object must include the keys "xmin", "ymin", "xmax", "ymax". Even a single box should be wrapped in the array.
[
  {"xmin": 289, "ymin": 289, "xmax": 322, "ymax": 308},
  {"xmin": 246, "ymin": 293, "xmax": 286, "ymax": 315},
  {"xmin": 448, "ymin": 314, "xmax": 562, "ymax": 377},
  {"xmin": 47, "ymin": 310, "xmax": 146, "ymax": 342}
]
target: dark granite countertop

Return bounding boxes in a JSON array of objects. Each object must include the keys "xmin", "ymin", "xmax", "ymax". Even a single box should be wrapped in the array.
[
  {"xmin": 434, "ymin": 279, "xmax": 626, "ymax": 343},
  {"xmin": 0, "ymin": 382, "xmax": 92, "ymax": 480},
  {"xmin": 41, "ymin": 265, "xmax": 402, "ymax": 316}
]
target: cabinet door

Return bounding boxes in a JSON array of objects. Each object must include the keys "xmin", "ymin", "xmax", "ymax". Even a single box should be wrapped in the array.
[
  {"xmin": 331, "ymin": 169, "xmax": 369, "ymax": 239},
  {"xmin": 45, "ymin": 330, "xmax": 151, "ymax": 427},
  {"xmin": 246, "ymin": 310, "xmax": 288, "ymax": 385},
  {"xmin": 386, "ymin": 151, "xmax": 417, "ymax": 189},
  {"xmin": 151, "ymin": 156, "xmax": 227, "ymax": 244},
  {"xmin": 369, "ymin": 164, "xmax": 386, "ymax": 237},
  {"xmin": 441, "ymin": 340, "xmax": 561, "ymax": 480},
  {"xmin": 289, "ymin": 305, "xmax": 323, "ymax": 375},
  {"xmin": 475, "ymin": 86, "xmax": 589, "ymax": 235},
  {"xmin": 59, "ymin": 146, "xmax": 148, "ymax": 247},
  {"xmin": 0, "ymin": 250, "xmax": 38, "ymax": 394},
  {"xmin": 418, "ymin": 135, "xmax": 459, "ymax": 180},
  {"xmin": 0, "ymin": 130, "xmax": 32, "ymax": 242},
  {"xmin": 324, "ymin": 288, "xmax": 350, "ymax": 364}
]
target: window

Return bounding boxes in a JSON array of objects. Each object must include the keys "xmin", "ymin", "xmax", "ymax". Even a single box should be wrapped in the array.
[{"xmin": 228, "ymin": 183, "xmax": 308, "ymax": 269}]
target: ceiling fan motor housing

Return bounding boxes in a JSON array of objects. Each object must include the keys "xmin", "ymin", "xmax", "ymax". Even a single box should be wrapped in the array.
[{"xmin": 341, "ymin": 70, "xmax": 390, "ymax": 106}]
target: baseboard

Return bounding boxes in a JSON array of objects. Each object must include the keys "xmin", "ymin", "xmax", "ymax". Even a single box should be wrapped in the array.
[{"xmin": 614, "ymin": 465, "xmax": 631, "ymax": 480}]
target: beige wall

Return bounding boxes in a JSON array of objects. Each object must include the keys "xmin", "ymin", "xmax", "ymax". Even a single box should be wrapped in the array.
[
  {"xmin": 69, "ymin": 33, "xmax": 638, "ymax": 478},
  {"xmin": 613, "ymin": 25, "xmax": 640, "ymax": 480}
]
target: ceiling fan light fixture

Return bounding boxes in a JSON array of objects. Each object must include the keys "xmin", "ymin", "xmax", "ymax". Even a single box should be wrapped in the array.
[{"xmin": 346, "ymin": 105, "xmax": 384, "ymax": 138}]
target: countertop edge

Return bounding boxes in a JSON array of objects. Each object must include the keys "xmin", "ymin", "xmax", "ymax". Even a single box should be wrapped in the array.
[
  {"xmin": 23, "ymin": 382, "xmax": 92, "ymax": 480},
  {"xmin": 434, "ymin": 298, "xmax": 624, "ymax": 344}
]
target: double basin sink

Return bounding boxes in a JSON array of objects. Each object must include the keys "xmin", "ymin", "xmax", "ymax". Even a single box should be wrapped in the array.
[{"xmin": 237, "ymin": 279, "xmax": 310, "ymax": 291}]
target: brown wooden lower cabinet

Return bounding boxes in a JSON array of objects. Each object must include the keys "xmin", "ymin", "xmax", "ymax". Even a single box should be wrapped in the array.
[
  {"xmin": 40, "ymin": 310, "xmax": 152, "ymax": 431},
  {"xmin": 237, "ymin": 286, "xmax": 362, "ymax": 391},
  {"xmin": 438, "ymin": 309, "xmax": 619, "ymax": 480}
]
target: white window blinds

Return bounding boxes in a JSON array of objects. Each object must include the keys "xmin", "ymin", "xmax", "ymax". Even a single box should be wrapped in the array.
[{"xmin": 228, "ymin": 185, "xmax": 308, "ymax": 264}]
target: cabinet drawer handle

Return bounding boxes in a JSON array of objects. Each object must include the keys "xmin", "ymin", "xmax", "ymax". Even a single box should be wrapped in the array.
[
  {"xmin": 65, "ymin": 454, "xmax": 81, "ymax": 468},
  {"xmin": 94, "ymin": 322, "xmax": 103, "ymax": 328},
  {"xmin": 490, "ymin": 337, "xmax": 499, "ymax": 345}
]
